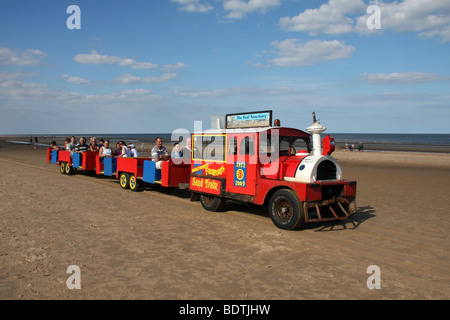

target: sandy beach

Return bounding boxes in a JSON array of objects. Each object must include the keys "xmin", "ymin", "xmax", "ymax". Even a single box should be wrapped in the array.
[{"xmin": 0, "ymin": 139, "xmax": 449, "ymax": 300}]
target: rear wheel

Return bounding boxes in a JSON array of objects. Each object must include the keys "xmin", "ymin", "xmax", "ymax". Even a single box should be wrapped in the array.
[
  {"xmin": 65, "ymin": 163, "xmax": 74, "ymax": 175},
  {"xmin": 269, "ymin": 189, "xmax": 305, "ymax": 230},
  {"xmin": 199, "ymin": 194, "xmax": 225, "ymax": 212},
  {"xmin": 129, "ymin": 175, "xmax": 142, "ymax": 192},
  {"xmin": 60, "ymin": 162, "xmax": 67, "ymax": 174},
  {"xmin": 119, "ymin": 172, "xmax": 131, "ymax": 189}
]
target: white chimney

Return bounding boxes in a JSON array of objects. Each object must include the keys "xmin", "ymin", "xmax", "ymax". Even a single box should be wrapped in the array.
[{"xmin": 306, "ymin": 112, "xmax": 326, "ymax": 156}]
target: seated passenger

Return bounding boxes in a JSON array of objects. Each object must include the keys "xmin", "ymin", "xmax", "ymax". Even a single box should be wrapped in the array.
[
  {"xmin": 171, "ymin": 142, "xmax": 183, "ymax": 159},
  {"xmin": 129, "ymin": 144, "xmax": 139, "ymax": 157},
  {"xmin": 114, "ymin": 142, "xmax": 122, "ymax": 156},
  {"xmin": 182, "ymin": 137, "xmax": 200, "ymax": 163},
  {"xmin": 50, "ymin": 140, "xmax": 62, "ymax": 151},
  {"xmin": 116, "ymin": 141, "xmax": 131, "ymax": 158},
  {"xmin": 67, "ymin": 136, "xmax": 77, "ymax": 151},
  {"xmin": 64, "ymin": 138, "xmax": 71, "ymax": 151},
  {"xmin": 89, "ymin": 137, "xmax": 99, "ymax": 152},
  {"xmin": 151, "ymin": 137, "xmax": 169, "ymax": 169},
  {"xmin": 74, "ymin": 137, "xmax": 90, "ymax": 153},
  {"xmin": 99, "ymin": 140, "xmax": 113, "ymax": 159}
]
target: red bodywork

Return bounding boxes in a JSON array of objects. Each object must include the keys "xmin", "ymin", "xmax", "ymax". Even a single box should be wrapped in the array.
[
  {"xmin": 189, "ymin": 127, "xmax": 356, "ymax": 212},
  {"xmin": 116, "ymin": 157, "xmax": 150, "ymax": 179},
  {"xmin": 116, "ymin": 157, "xmax": 191, "ymax": 188}
]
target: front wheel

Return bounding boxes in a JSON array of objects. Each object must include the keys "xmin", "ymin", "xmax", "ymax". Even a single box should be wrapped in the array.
[
  {"xmin": 60, "ymin": 162, "xmax": 67, "ymax": 174},
  {"xmin": 269, "ymin": 189, "xmax": 305, "ymax": 230},
  {"xmin": 199, "ymin": 194, "xmax": 225, "ymax": 212},
  {"xmin": 119, "ymin": 172, "xmax": 131, "ymax": 189}
]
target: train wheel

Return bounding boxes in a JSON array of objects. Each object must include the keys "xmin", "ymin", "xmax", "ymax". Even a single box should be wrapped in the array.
[
  {"xmin": 269, "ymin": 189, "xmax": 305, "ymax": 230},
  {"xmin": 129, "ymin": 175, "xmax": 141, "ymax": 192},
  {"xmin": 65, "ymin": 163, "xmax": 74, "ymax": 175},
  {"xmin": 119, "ymin": 172, "xmax": 130, "ymax": 189},
  {"xmin": 60, "ymin": 162, "xmax": 67, "ymax": 174},
  {"xmin": 199, "ymin": 194, "xmax": 225, "ymax": 212}
]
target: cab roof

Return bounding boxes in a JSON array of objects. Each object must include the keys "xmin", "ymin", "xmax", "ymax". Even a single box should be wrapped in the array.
[{"xmin": 194, "ymin": 126, "xmax": 310, "ymax": 138}]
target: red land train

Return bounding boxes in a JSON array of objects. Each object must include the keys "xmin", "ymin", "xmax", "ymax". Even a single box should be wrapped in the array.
[{"xmin": 47, "ymin": 111, "xmax": 357, "ymax": 230}]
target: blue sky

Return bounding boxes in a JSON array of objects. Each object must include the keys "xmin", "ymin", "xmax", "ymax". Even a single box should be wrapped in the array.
[{"xmin": 0, "ymin": 0, "xmax": 449, "ymax": 134}]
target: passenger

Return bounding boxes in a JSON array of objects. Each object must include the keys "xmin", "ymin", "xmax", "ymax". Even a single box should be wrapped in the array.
[
  {"xmin": 90, "ymin": 137, "xmax": 99, "ymax": 152},
  {"xmin": 99, "ymin": 140, "xmax": 113, "ymax": 159},
  {"xmin": 74, "ymin": 137, "xmax": 90, "ymax": 153},
  {"xmin": 114, "ymin": 142, "xmax": 122, "ymax": 156},
  {"xmin": 151, "ymin": 137, "xmax": 169, "ymax": 169},
  {"xmin": 50, "ymin": 140, "xmax": 62, "ymax": 151},
  {"xmin": 182, "ymin": 137, "xmax": 192, "ymax": 162},
  {"xmin": 116, "ymin": 141, "xmax": 131, "ymax": 158},
  {"xmin": 68, "ymin": 136, "xmax": 77, "ymax": 152},
  {"xmin": 171, "ymin": 142, "xmax": 183, "ymax": 159},
  {"xmin": 182, "ymin": 137, "xmax": 200, "ymax": 163},
  {"xmin": 98, "ymin": 139, "xmax": 105, "ymax": 149},
  {"xmin": 129, "ymin": 144, "xmax": 139, "ymax": 157},
  {"xmin": 64, "ymin": 138, "xmax": 71, "ymax": 150}
]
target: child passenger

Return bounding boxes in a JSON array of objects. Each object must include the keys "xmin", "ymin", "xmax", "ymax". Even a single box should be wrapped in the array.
[{"xmin": 50, "ymin": 140, "xmax": 62, "ymax": 151}]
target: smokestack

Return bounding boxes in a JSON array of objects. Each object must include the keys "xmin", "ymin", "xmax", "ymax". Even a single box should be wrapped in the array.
[{"xmin": 306, "ymin": 112, "xmax": 326, "ymax": 156}]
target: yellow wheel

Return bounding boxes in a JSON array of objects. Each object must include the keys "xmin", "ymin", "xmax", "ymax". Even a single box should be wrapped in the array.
[
  {"xmin": 60, "ymin": 162, "xmax": 67, "ymax": 174},
  {"xmin": 119, "ymin": 172, "xmax": 130, "ymax": 189},
  {"xmin": 129, "ymin": 175, "xmax": 141, "ymax": 192},
  {"xmin": 65, "ymin": 163, "xmax": 74, "ymax": 175}
]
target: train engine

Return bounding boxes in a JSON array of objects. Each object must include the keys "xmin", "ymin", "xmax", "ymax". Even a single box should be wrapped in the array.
[{"xmin": 190, "ymin": 111, "xmax": 357, "ymax": 230}]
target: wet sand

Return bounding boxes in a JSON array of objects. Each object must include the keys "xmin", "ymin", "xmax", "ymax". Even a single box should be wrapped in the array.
[{"xmin": 0, "ymin": 140, "xmax": 449, "ymax": 300}]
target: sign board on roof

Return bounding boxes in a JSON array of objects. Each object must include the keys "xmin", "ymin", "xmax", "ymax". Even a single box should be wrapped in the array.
[{"xmin": 225, "ymin": 110, "xmax": 272, "ymax": 129}]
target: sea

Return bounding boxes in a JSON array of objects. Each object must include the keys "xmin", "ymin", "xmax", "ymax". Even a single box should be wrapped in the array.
[{"xmin": 4, "ymin": 133, "xmax": 450, "ymax": 153}]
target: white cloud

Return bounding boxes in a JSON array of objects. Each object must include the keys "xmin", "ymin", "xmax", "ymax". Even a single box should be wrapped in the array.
[
  {"xmin": 223, "ymin": 0, "xmax": 281, "ymax": 19},
  {"xmin": 281, "ymin": 0, "xmax": 450, "ymax": 42},
  {"xmin": 0, "ymin": 47, "xmax": 47, "ymax": 66},
  {"xmin": 62, "ymin": 74, "xmax": 90, "ymax": 85},
  {"xmin": 162, "ymin": 62, "xmax": 188, "ymax": 70},
  {"xmin": 360, "ymin": 72, "xmax": 449, "ymax": 83},
  {"xmin": 270, "ymin": 39, "xmax": 355, "ymax": 67},
  {"xmin": 0, "ymin": 74, "xmax": 162, "ymax": 105},
  {"xmin": 131, "ymin": 62, "xmax": 159, "ymax": 69},
  {"xmin": 73, "ymin": 50, "xmax": 158, "ymax": 69},
  {"xmin": 372, "ymin": 0, "xmax": 450, "ymax": 42},
  {"xmin": 84, "ymin": 89, "xmax": 162, "ymax": 103},
  {"xmin": 174, "ymin": 86, "xmax": 298, "ymax": 98},
  {"xmin": 249, "ymin": 62, "xmax": 271, "ymax": 69},
  {"xmin": 0, "ymin": 77, "xmax": 78, "ymax": 102},
  {"xmin": 114, "ymin": 73, "xmax": 178, "ymax": 84},
  {"xmin": 0, "ymin": 70, "xmax": 37, "ymax": 80},
  {"xmin": 172, "ymin": 0, "xmax": 213, "ymax": 13},
  {"xmin": 280, "ymin": 0, "xmax": 366, "ymax": 35}
]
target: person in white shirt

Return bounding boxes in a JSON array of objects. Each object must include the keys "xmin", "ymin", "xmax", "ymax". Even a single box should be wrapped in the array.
[
  {"xmin": 117, "ymin": 141, "xmax": 131, "ymax": 157},
  {"xmin": 151, "ymin": 137, "xmax": 169, "ymax": 169},
  {"xmin": 99, "ymin": 140, "xmax": 113, "ymax": 159},
  {"xmin": 129, "ymin": 144, "xmax": 139, "ymax": 157}
]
